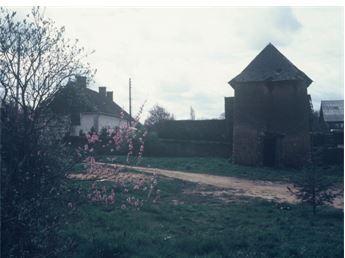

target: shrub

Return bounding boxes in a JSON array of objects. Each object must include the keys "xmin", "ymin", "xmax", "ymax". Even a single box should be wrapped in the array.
[
  {"xmin": 1, "ymin": 102, "xmax": 78, "ymax": 256},
  {"xmin": 0, "ymin": 7, "xmax": 92, "ymax": 256},
  {"xmin": 288, "ymin": 166, "xmax": 342, "ymax": 214}
]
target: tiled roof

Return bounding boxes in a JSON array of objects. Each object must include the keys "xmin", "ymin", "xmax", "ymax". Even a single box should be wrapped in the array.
[
  {"xmin": 50, "ymin": 79, "xmax": 133, "ymax": 122},
  {"xmin": 321, "ymin": 100, "xmax": 344, "ymax": 122},
  {"xmin": 229, "ymin": 43, "xmax": 312, "ymax": 87}
]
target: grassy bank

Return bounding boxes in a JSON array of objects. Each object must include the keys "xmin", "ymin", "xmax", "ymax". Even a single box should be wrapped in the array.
[
  {"xmin": 61, "ymin": 174, "xmax": 343, "ymax": 258},
  {"xmin": 98, "ymin": 156, "xmax": 343, "ymax": 183}
]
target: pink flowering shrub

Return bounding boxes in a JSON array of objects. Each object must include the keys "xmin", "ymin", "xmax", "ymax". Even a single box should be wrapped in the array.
[
  {"xmin": 87, "ymin": 184, "xmax": 116, "ymax": 205},
  {"xmin": 76, "ymin": 104, "xmax": 147, "ymax": 166},
  {"xmin": 70, "ymin": 103, "xmax": 160, "ymax": 210},
  {"xmin": 69, "ymin": 164, "xmax": 160, "ymax": 210}
]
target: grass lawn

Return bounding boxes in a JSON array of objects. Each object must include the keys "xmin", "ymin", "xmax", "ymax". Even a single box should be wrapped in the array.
[
  {"xmin": 98, "ymin": 155, "xmax": 344, "ymax": 183},
  {"xmin": 61, "ymin": 173, "xmax": 343, "ymax": 258}
]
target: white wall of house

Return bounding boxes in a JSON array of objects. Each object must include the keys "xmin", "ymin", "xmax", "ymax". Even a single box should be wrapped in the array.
[
  {"xmin": 71, "ymin": 113, "xmax": 127, "ymax": 136},
  {"xmin": 74, "ymin": 113, "xmax": 96, "ymax": 135},
  {"xmin": 98, "ymin": 114, "xmax": 124, "ymax": 130}
]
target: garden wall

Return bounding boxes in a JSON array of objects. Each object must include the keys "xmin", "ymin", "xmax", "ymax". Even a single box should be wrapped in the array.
[
  {"xmin": 154, "ymin": 119, "xmax": 230, "ymax": 142},
  {"xmin": 145, "ymin": 138, "xmax": 232, "ymax": 158}
]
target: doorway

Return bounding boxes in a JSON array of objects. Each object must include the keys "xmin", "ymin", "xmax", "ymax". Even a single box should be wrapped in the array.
[{"xmin": 263, "ymin": 135, "xmax": 277, "ymax": 167}]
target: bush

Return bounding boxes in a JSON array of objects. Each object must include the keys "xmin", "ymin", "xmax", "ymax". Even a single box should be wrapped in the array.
[
  {"xmin": 1, "ymin": 103, "xmax": 78, "ymax": 256},
  {"xmin": 0, "ymin": 7, "xmax": 92, "ymax": 256},
  {"xmin": 75, "ymin": 123, "xmax": 147, "ymax": 164}
]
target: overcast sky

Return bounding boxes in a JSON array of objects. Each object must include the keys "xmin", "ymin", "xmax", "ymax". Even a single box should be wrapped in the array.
[{"xmin": 16, "ymin": 7, "xmax": 344, "ymax": 120}]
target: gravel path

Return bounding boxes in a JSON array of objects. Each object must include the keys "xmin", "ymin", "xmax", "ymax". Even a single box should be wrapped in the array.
[{"xmin": 98, "ymin": 162, "xmax": 343, "ymax": 209}]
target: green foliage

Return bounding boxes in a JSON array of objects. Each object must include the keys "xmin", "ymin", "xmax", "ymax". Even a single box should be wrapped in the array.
[
  {"xmin": 288, "ymin": 166, "xmax": 342, "ymax": 214},
  {"xmin": 1, "ymin": 103, "xmax": 78, "ymax": 257}
]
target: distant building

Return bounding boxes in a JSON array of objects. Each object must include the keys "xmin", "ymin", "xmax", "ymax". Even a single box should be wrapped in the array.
[
  {"xmin": 50, "ymin": 76, "xmax": 133, "ymax": 136},
  {"xmin": 228, "ymin": 43, "xmax": 312, "ymax": 168},
  {"xmin": 319, "ymin": 100, "xmax": 344, "ymax": 132}
]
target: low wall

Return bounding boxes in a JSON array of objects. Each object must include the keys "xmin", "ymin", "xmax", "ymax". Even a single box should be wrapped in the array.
[
  {"xmin": 145, "ymin": 138, "xmax": 232, "ymax": 158},
  {"xmin": 148, "ymin": 119, "xmax": 233, "ymax": 158},
  {"xmin": 154, "ymin": 119, "xmax": 229, "ymax": 142}
]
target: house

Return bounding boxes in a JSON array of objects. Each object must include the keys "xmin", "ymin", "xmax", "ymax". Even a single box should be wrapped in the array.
[
  {"xmin": 50, "ymin": 76, "xmax": 133, "ymax": 136},
  {"xmin": 319, "ymin": 100, "xmax": 344, "ymax": 132},
  {"xmin": 228, "ymin": 43, "xmax": 312, "ymax": 168}
]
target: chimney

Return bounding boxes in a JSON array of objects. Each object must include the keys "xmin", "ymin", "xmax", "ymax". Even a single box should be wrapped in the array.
[
  {"xmin": 76, "ymin": 75, "xmax": 86, "ymax": 88},
  {"xmin": 99, "ymin": 86, "xmax": 106, "ymax": 97},
  {"xmin": 106, "ymin": 91, "xmax": 113, "ymax": 101}
]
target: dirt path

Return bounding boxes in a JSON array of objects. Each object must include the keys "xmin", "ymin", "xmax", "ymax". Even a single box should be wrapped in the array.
[{"xmin": 98, "ymin": 162, "xmax": 343, "ymax": 209}]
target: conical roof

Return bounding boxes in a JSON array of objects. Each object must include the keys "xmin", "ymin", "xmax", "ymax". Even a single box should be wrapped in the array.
[{"xmin": 229, "ymin": 43, "xmax": 312, "ymax": 88}]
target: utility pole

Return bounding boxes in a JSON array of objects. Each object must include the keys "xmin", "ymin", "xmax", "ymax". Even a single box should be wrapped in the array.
[{"xmin": 129, "ymin": 77, "xmax": 132, "ymax": 125}]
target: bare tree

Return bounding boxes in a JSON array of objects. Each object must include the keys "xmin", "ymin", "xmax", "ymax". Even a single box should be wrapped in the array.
[
  {"xmin": 0, "ymin": 7, "xmax": 94, "ymax": 125},
  {"xmin": 0, "ymin": 7, "xmax": 94, "ymax": 256}
]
